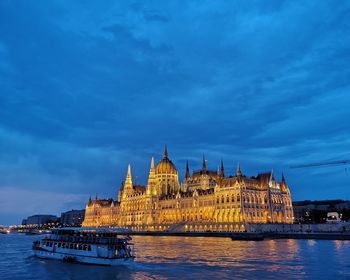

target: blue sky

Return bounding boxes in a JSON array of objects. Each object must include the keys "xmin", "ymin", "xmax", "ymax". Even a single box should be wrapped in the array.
[{"xmin": 1, "ymin": 1, "xmax": 350, "ymax": 225}]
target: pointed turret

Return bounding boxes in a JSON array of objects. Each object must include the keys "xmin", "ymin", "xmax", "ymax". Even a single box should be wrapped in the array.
[
  {"xmin": 281, "ymin": 172, "xmax": 288, "ymax": 192},
  {"xmin": 88, "ymin": 195, "xmax": 92, "ymax": 205},
  {"xmin": 147, "ymin": 157, "xmax": 157, "ymax": 195},
  {"xmin": 268, "ymin": 170, "xmax": 274, "ymax": 188},
  {"xmin": 270, "ymin": 170, "xmax": 274, "ymax": 181},
  {"xmin": 120, "ymin": 180, "xmax": 124, "ymax": 191},
  {"xmin": 220, "ymin": 159, "xmax": 225, "ymax": 177},
  {"xmin": 95, "ymin": 193, "xmax": 98, "ymax": 200},
  {"xmin": 185, "ymin": 160, "xmax": 190, "ymax": 179},
  {"xmin": 127, "ymin": 164, "xmax": 131, "ymax": 177},
  {"xmin": 151, "ymin": 156, "xmax": 155, "ymax": 169},
  {"xmin": 236, "ymin": 162, "xmax": 242, "ymax": 177},
  {"xmin": 202, "ymin": 156, "xmax": 207, "ymax": 174},
  {"xmin": 123, "ymin": 163, "xmax": 133, "ymax": 197},
  {"xmin": 117, "ymin": 180, "xmax": 124, "ymax": 202}
]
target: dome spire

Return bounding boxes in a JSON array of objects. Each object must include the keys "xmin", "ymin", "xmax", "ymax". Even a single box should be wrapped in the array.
[{"xmin": 164, "ymin": 144, "xmax": 168, "ymax": 159}]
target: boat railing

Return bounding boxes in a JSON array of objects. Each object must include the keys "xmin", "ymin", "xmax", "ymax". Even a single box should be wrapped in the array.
[{"xmin": 43, "ymin": 234, "xmax": 128, "ymax": 245}]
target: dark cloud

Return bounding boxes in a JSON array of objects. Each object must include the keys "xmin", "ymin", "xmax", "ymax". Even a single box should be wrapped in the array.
[{"xmin": 0, "ymin": 0, "xmax": 350, "ymax": 224}]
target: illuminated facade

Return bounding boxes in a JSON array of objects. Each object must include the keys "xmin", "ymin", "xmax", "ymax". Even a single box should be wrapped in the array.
[{"xmin": 83, "ymin": 146, "xmax": 293, "ymax": 232}]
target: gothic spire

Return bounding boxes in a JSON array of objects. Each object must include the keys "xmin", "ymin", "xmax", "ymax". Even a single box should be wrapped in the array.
[
  {"xmin": 220, "ymin": 159, "xmax": 225, "ymax": 177},
  {"xmin": 124, "ymin": 163, "xmax": 133, "ymax": 193},
  {"xmin": 119, "ymin": 180, "xmax": 124, "ymax": 190},
  {"xmin": 147, "ymin": 157, "xmax": 157, "ymax": 195},
  {"xmin": 202, "ymin": 155, "xmax": 207, "ymax": 174},
  {"xmin": 127, "ymin": 163, "xmax": 131, "ymax": 177},
  {"xmin": 281, "ymin": 172, "xmax": 288, "ymax": 192},
  {"xmin": 185, "ymin": 160, "xmax": 190, "ymax": 179},
  {"xmin": 151, "ymin": 156, "xmax": 155, "ymax": 169},
  {"xmin": 236, "ymin": 162, "xmax": 242, "ymax": 177}
]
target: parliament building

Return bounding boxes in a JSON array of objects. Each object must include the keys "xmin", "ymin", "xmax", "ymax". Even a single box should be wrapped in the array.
[{"xmin": 82, "ymin": 146, "xmax": 294, "ymax": 232}]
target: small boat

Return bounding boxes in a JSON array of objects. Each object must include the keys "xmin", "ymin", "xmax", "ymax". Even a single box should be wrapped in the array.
[
  {"xmin": 231, "ymin": 233, "xmax": 265, "ymax": 241},
  {"xmin": 32, "ymin": 227, "xmax": 134, "ymax": 266}
]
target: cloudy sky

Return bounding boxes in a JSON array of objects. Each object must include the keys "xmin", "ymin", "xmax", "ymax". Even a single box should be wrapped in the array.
[{"xmin": 1, "ymin": 1, "xmax": 350, "ymax": 225}]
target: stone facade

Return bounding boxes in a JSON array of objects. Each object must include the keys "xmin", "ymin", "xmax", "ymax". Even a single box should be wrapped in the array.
[{"xmin": 82, "ymin": 147, "xmax": 294, "ymax": 232}]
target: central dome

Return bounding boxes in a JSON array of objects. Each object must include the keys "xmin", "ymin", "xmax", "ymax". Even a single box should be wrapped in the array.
[{"xmin": 155, "ymin": 145, "xmax": 178, "ymax": 175}]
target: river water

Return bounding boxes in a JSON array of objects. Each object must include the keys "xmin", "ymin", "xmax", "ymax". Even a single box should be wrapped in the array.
[{"xmin": 1, "ymin": 234, "xmax": 350, "ymax": 279}]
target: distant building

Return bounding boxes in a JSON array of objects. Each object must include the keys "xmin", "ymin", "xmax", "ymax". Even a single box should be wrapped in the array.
[
  {"xmin": 293, "ymin": 200, "xmax": 350, "ymax": 223},
  {"xmin": 60, "ymin": 209, "xmax": 85, "ymax": 226},
  {"xmin": 22, "ymin": 215, "xmax": 59, "ymax": 226}
]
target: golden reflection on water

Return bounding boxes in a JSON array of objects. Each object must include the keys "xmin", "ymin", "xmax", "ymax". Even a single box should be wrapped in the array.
[{"xmin": 132, "ymin": 236, "xmax": 304, "ymax": 272}]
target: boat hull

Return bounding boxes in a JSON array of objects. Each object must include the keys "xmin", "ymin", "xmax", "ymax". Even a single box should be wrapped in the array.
[{"xmin": 33, "ymin": 249, "xmax": 133, "ymax": 266}]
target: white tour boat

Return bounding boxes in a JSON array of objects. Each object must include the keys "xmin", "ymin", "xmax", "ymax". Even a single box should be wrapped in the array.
[{"xmin": 32, "ymin": 227, "xmax": 135, "ymax": 266}]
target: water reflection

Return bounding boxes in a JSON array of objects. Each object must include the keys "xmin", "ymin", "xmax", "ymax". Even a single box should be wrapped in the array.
[
  {"xmin": 132, "ymin": 236, "xmax": 305, "ymax": 277},
  {"xmin": 1, "ymin": 234, "xmax": 350, "ymax": 280}
]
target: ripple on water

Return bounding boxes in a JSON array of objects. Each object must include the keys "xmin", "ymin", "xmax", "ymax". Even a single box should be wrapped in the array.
[{"xmin": 1, "ymin": 235, "xmax": 350, "ymax": 280}]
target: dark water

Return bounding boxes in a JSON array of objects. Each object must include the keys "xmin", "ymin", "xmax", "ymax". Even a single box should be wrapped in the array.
[{"xmin": 1, "ymin": 234, "xmax": 350, "ymax": 280}]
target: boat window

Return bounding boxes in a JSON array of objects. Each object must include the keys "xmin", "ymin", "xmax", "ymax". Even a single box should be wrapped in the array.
[
  {"xmin": 88, "ymin": 245, "xmax": 91, "ymax": 251},
  {"xmin": 58, "ymin": 243, "xmax": 61, "ymax": 248},
  {"xmin": 78, "ymin": 244, "xmax": 82, "ymax": 250},
  {"xmin": 70, "ymin": 244, "xmax": 73, "ymax": 249}
]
